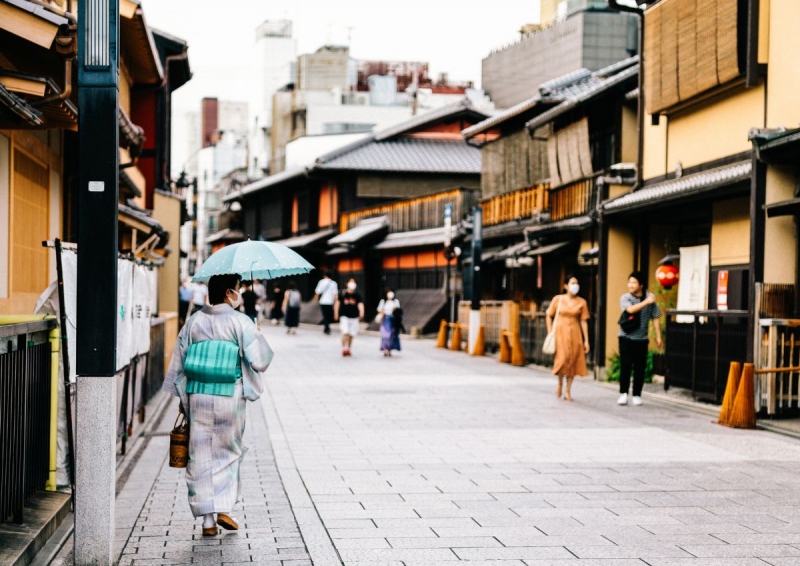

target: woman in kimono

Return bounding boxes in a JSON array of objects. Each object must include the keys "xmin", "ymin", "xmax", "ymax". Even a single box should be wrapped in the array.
[
  {"xmin": 545, "ymin": 275, "xmax": 590, "ymax": 401},
  {"xmin": 376, "ymin": 288, "xmax": 401, "ymax": 357},
  {"xmin": 163, "ymin": 273, "xmax": 274, "ymax": 536}
]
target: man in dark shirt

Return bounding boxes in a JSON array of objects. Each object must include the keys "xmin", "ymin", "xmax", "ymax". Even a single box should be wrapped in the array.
[
  {"xmin": 334, "ymin": 278, "xmax": 364, "ymax": 356},
  {"xmin": 241, "ymin": 281, "xmax": 259, "ymax": 323}
]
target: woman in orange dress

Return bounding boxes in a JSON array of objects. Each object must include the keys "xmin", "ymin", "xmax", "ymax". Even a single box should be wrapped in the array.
[{"xmin": 545, "ymin": 275, "xmax": 590, "ymax": 401}]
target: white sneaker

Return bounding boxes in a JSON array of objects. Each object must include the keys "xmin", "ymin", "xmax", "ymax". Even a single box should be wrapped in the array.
[
  {"xmin": 632, "ymin": 396, "xmax": 643, "ymax": 406},
  {"xmin": 617, "ymin": 393, "xmax": 628, "ymax": 405}
]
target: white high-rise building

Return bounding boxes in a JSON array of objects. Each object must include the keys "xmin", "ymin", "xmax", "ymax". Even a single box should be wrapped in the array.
[{"xmin": 249, "ymin": 20, "xmax": 297, "ymax": 179}]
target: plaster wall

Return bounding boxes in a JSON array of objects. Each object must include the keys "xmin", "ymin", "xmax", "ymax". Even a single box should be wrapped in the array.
[
  {"xmin": 765, "ymin": 0, "xmax": 800, "ymax": 128},
  {"xmin": 763, "ymin": 165, "xmax": 797, "ymax": 285},
  {"xmin": 153, "ymin": 192, "xmax": 181, "ymax": 314},
  {"xmin": 604, "ymin": 225, "xmax": 635, "ymax": 366},
  {"xmin": 0, "ymin": 134, "xmax": 8, "ymax": 302},
  {"xmin": 620, "ymin": 105, "xmax": 638, "ymax": 165},
  {"xmin": 642, "ymin": 118, "xmax": 667, "ymax": 180},
  {"xmin": 667, "ymin": 85, "xmax": 765, "ymax": 170},
  {"xmin": 710, "ymin": 197, "xmax": 750, "ymax": 267}
]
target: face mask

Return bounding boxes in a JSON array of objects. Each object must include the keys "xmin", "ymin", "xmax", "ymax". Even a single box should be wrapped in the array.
[
  {"xmin": 347, "ymin": 282, "xmax": 357, "ymax": 291},
  {"xmin": 568, "ymin": 283, "xmax": 580, "ymax": 295},
  {"xmin": 387, "ymin": 292, "xmax": 395, "ymax": 300},
  {"xmin": 228, "ymin": 288, "xmax": 242, "ymax": 308}
]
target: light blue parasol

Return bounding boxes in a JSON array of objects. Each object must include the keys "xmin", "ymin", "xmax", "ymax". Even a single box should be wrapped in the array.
[{"xmin": 191, "ymin": 240, "xmax": 314, "ymax": 283}]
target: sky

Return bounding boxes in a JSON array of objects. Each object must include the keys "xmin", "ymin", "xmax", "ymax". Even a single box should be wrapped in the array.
[{"xmin": 143, "ymin": 0, "xmax": 543, "ymax": 171}]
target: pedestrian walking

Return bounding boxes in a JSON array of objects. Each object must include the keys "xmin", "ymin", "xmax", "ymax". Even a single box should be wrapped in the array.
[
  {"xmin": 178, "ymin": 277, "xmax": 193, "ymax": 327},
  {"xmin": 617, "ymin": 271, "xmax": 663, "ymax": 406},
  {"xmin": 252, "ymin": 280, "xmax": 267, "ymax": 321},
  {"xmin": 240, "ymin": 281, "xmax": 258, "ymax": 323},
  {"xmin": 162, "ymin": 273, "xmax": 274, "ymax": 536},
  {"xmin": 313, "ymin": 271, "xmax": 338, "ymax": 334},
  {"xmin": 335, "ymin": 278, "xmax": 364, "ymax": 356},
  {"xmin": 188, "ymin": 280, "xmax": 208, "ymax": 317},
  {"xmin": 269, "ymin": 284, "xmax": 283, "ymax": 325},
  {"xmin": 376, "ymin": 288, "xmax": 401, "ymax": 356},
  {"xmin": 545, "ymin": 275, "xmax": 590, "ymax": 401},
  {"xmin": 282, "ymin": 281, "xmax": 301, "ymax": 334}
]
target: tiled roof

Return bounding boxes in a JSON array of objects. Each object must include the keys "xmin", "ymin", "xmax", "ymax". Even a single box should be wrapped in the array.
[
  {"xmin": 227, "ymin": 166, "xmax": 307, "ymax": 202},
  {"xmin": 328, "ymin": 216, "xmax": 389, "ymax": 246},
  {"xmin": 373, "ymin": 99, "xmax": 488, "ymax": 141},
  {"xmin": 374, "ymin": 227, "xmax": 455, "ymax": 250},
  {"xmin": 314, "ymin": 138, "xmax": 481, "ymax": 174},
  {"xmin": 523, "ymin": 215, "xmax": 593, "ymax": 237},
  {"xmin": 604, "ymin": 161, "xmax": 752, "ymax": 213},
  {"xmin": 463, "ymin": 56, "xmax": 638, "ymax": 139},
  {"xmin": 205, "ymin": 228, "xmax": 246, "ymax": 244},
  {"xmin": 272, "ymin": 228, "xmax": 336, "ymax": 249},
  {"xmin": 3, "ymin": 0, "xmax": 70, "ymax": 26},
  {"xmin": 525, "ymin": 62, "xmax": 639, "ymax": 131}
]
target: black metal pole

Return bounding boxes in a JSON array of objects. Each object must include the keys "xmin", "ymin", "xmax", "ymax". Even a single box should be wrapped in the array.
[{"xmin": 471, "ymin": 206, "xmax": 483, "ymax": 310}]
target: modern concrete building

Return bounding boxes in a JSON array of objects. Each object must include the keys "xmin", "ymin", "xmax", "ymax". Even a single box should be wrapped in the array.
[{"xmin": 482, "ymin": 1, "xmax": 638, "ymax": 108}]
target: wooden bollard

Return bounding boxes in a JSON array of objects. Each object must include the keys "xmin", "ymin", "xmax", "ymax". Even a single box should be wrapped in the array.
[
  {"xmin": 728, "ymin": 363, "xmax": 756, "ymax": 429},
  {"xmin": 449, "ymin": 323, "xmax": 462, "ymax": 351},
  {"xmin": 499, "ymin": 330, "xmax": 511, "ymax": 363},
  {"xmin": 717, "ymin": 361, "xmax": 741, "ymax": 426},
  {"xmin": 510, "ymin": 332, "xmax": 525, "ymax": 366},
  {"xmin": 436, "ymin": 319, "xmax": 447, "ymax": 348}
]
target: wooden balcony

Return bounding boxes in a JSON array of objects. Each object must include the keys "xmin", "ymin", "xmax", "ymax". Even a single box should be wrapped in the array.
[
  {"xmin": 340, "ymin": 188, "xmax": 479, "ymax": 233},
  {"xmin": 481, "ymin": 184, "xmax": 549, "ymax": 227},
  {"xmin": 548, "ymin": 175, "xmax": 599, "ymax": 221}
]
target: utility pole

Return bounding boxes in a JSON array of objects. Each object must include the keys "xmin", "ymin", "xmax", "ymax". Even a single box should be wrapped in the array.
[
  {"xmin": 76, "ymin": 0, "xmax": 119, "ymax": 563},
  {"xmin": 468, "ymin": 206, "xmax": 483, "ymax": 354},
  {"xmin": 444, "ymin": 204, "xmax": 452, "ymax": 322}
]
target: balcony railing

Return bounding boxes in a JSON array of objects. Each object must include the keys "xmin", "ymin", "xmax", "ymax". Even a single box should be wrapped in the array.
[
  {"xmin": 548, "ymin": 175, "xmax": 599, "ymax": 221},
  {"xmin": 0, "ymin": 318, "xmax": 56, "ymax": 524},
  {"xmin": 481, "ymin": 184, "xmax": 549, "ymax": 227},
  {"xmin": 340, "ymin": 188, "xmax": 479, "ymax": 233}
]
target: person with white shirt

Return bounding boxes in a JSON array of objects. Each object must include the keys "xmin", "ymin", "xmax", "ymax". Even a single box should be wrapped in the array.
[
  {"xmin": 313, "ymin": 271, "xmax": 338, "ymax": 335},
  {"xmin": 187, "ymin": 281, "xmax": 208, "ymax": 317}
]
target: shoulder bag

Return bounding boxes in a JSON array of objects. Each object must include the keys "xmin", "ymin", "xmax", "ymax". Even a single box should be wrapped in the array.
[
  {"xmin": 542, "ymin": 297, "xmax": 561, "ymax": 355},
  {"xmin": 618, "ymin": 295, "xmax": 643, "ymax": 334}
]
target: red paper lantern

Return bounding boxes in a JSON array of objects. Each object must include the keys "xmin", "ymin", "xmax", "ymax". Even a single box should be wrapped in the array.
[{"xmin": 655, "ymin": 263, "xmax": 679, "ymax": 288}]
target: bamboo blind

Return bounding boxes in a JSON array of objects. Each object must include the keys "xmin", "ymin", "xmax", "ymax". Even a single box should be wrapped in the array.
[
  {"xmin": 481, "ymin": 139, "xmax": 506, "ymax": 199},
  {"xmin": 645, "ymin": 0, "xmax": 742, "ymax": 114},
  {"xmin": 550, "ymin": 118, "xmax": 593, "ymax": 187}
]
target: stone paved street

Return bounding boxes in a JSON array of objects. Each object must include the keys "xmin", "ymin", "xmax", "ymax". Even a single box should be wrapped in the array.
[{"xmin": 111, "ymin": 323, "xmax": 800, "ymax": 565}]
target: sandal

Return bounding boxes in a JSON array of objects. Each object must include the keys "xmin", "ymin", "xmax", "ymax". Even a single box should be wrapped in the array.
[{"xmin": 217, "ymin": 513, "xmax": 239, "ymax": 531}]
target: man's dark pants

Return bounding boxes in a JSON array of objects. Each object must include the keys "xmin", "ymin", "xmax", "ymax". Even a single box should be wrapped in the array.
[{"xmin": 320, "ymin": 304, "xmax": 334, "ymax": 333}]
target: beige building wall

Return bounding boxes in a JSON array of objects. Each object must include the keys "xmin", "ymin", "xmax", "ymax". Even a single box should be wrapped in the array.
[
  {"xmin": 710, "ymin": 197, "xmax": 750, "ymax": 267},
  {"xmin": 758, "ymin": 0, "xmax": 771, "ymax": 64},
  {"xmin": 620, "ymin": 105, "xmax": 638, "ymax": 166},
  {"xmin": 642, "ymin": 119, "xmax": 667, "ymax": 180},
  {"xmin": 603, "ymin": 225, "xmax": 635, "ymax": 369},
  {"xmin": 666, "ymin": 85, "xmax": 765, "ymax": 170},
  {"xmin": 764, "ymin": 166, "xmax": 797, "ymax": 284},
  {"xmin": 765, "ymin": 0, "xmax": 800, "ymax": 127},
  {"xmin": 153, "ymin": 191, "xmax": 182, "ymax": 315}
]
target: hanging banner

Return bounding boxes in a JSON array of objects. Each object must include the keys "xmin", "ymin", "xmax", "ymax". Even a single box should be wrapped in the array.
[
  {"xmin": 717, "ymin": 270, "xmax": 729, "ymax": 310},
  {"xmin": 133, "ymin": 264, "xmax": 152, "ymax": 356},
  {"xmin": 676, "ymin": 244, "xmax": 709, "ymax": 323},
  {"xmin": 117, "ymin": 259, "xmax": 134, "ymax": 371}
]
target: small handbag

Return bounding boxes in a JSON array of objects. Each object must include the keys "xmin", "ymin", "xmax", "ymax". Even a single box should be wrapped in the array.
[
  {"xmin": 169, "ymin": 412, "xmax": 189, "ymax": 468},
  {"xmin": 374, "ymin": 312, "xmax": 384, "ymax": 325},
  {"xmin": 618, "ymin": 309, "xmax": 641, "ymax": 333},
  {"xmin": 542, "ymin": 298, "xmax": 561, "ymax": 355}
]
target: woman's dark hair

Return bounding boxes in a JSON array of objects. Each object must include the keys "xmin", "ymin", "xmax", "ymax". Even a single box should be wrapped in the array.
[
  {"xmin": 287, "ymin": 280, "xmax": 297, "ymax": 289},
  {"xmin": 384, "ymin": 287, "xmax": 394, "ymax": 298},
  {"xmin": 208, "ymin": 274, "xmax": 241, "ymax": 305},
  {"xmin": 629, "ymin": 270, "xmax": 647, "ymax": 295}
]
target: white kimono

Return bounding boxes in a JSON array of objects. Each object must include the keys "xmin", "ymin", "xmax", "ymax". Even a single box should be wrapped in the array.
[{"xmin": 163, "ymin": 304, "xmax": 274, "ymax": 517}]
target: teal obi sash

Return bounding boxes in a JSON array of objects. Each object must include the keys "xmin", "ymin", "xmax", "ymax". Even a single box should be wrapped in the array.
[{"xmin": 184, "ymin": 340, "xmax": 242, "ymax": 397}]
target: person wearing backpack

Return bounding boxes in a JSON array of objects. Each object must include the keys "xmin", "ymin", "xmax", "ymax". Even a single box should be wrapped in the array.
[
  {"xmin": 162, "ymin": 273, "xmax": 274, "ymax": 536},
  {"xmin": 313, "ymin": 270, "xmax": 338, "ymax": 334},
  {"xmin": 282, "ymin": 281, "xmax": 302, "ymax": 334}
]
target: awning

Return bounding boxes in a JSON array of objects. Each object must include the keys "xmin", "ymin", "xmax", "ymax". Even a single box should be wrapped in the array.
[
  {"xmin": 492, "ymin": 241, "xmax": 532, "ymax": 261},
  {"xmin": 227, "ymin": 166, "xmax": 307, "ymax": 201},
  {"xmin": 326, "ymin": 246, "xmax": 351, "ymax": 257},
  {"xmin": 750, "ymin": 127, "xmax": 800, "ymax": 166},
  {"xmin": 328, "ymin": 216, "xmax": 388, "ymax": 247},
  {"xmin": 374, "ymin": 226, "xmax": 455, "ymax": 250},
  {"xmin": 604, "ymin": 160, "xmax": 752, "ymax": 215},
  {"xmin": 272, "ymin": 228, "xmax": 336, "ymax": 249},
  {"xmin": 523, "ymin": 215, "xmax": 593, "ymax": 238},
  {"xmin": 525, "ymin": 241, "xmax": 570, "ymax": 256},
  {"xmin": 205, "ymin": 228, "xmax": 246, "ymax": 244},
  {"xmin": 463, "ymin": 246, "xmax": 505, "ymax": 264}
]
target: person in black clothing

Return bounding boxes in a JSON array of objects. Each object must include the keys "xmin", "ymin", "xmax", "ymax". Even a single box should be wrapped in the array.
[
  {"xmin": 334, "ymin": 278, "xmax": 364, "ymax": 356},
  {"xmin": 269, "ymin": 285, "xmax": 284, "ymax": 325},
  {"xmin": 240, "ymin": 281, "xmax": 259, "ymax": 323}
]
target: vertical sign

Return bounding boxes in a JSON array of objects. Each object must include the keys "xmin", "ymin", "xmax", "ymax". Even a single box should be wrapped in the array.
[
  {"xmin": 717, "ymin": 270, "xmax": 729, "ymax": 310},
  {"xmin": 444, "ymin": 203, "xmax": 452, "ymax": 248},
  {"xmin": 470, "ymin": 206, "xmax": 482, "ymax": 311}
]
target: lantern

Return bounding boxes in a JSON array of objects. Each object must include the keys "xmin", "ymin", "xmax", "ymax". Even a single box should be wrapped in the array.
[{"xmin": 655, "ymin": 263, "xmax": 679, "ymax": 288}]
